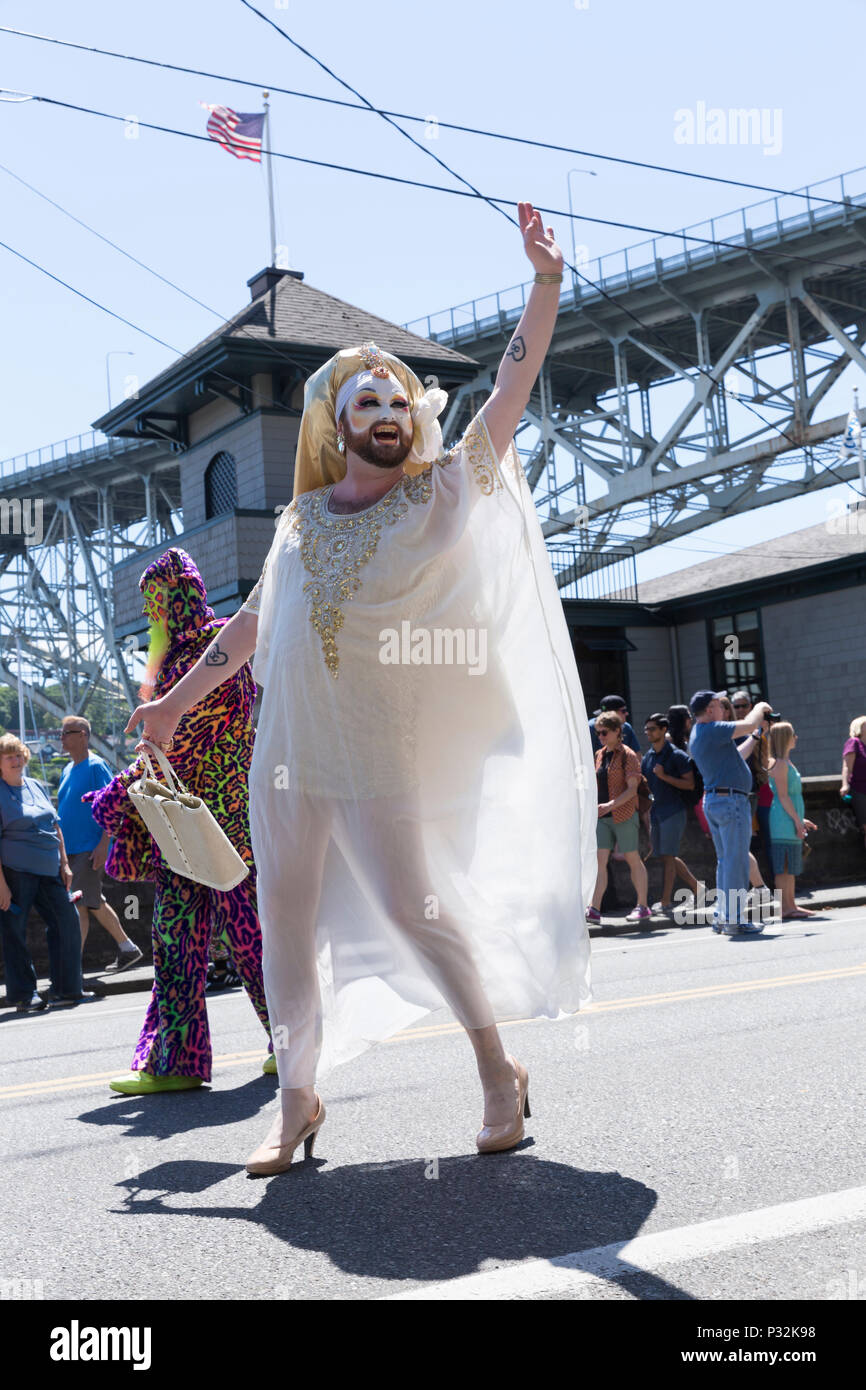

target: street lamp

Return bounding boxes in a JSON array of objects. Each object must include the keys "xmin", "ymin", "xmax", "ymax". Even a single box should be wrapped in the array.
[
  {"xmin": 566, "ymin": 168, "xmax": 597, "ymax": 272},
  {"xmin": 105, "ymin": 351, "xmax": 135, "ymax": 410}
]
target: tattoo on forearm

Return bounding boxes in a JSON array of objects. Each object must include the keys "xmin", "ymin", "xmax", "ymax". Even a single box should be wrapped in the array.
[
  {"xmin": 506, "ymin": 334, "xmax": 526, "ymax": 362},
  {"xmin": 205, "ymin": 643, "xmax": 228, "ymax": 666}
]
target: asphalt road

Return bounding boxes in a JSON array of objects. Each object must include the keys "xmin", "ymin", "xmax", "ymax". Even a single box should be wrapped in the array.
[{"xmin": 2, "ymin": 906, "xmax": 865, "ymax": 1302}]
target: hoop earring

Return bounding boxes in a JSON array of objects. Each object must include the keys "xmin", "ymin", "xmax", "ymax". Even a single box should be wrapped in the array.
[{"xmin": 337, "ymin": 432, "xmax": 345, "ymax": 455}]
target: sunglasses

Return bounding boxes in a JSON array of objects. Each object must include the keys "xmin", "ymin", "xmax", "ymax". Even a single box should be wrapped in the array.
[
  {"xmin": 596, "ymin": 728, "xmax": 617, "ymax": 736},
  {"xmin": 732, "ymin": 702, "xmax": 749, "ymax": 710}
]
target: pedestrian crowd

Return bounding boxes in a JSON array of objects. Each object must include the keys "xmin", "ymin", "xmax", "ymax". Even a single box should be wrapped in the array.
[
  {"xmin": 586, "ymin": 690, "xmax": 832, "ymax": 935},
  {"xmin": 0, "ymin": 716, "xmax": 143, "ymax": 1014}
]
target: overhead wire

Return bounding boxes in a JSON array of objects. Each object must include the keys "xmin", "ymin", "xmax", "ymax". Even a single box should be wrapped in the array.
[
  {"xmin": 0, "ymin": 20, "xmax": 855, "ymax": 211},
  {"xmin": 3, "ymin": 93, "xmax": 859, "ymax": 278},
  {"xmin": 4, "ymin": 24, "xmax": 864, "ymax": 523},
  {"xmin": 234, "ymin": 1, "xmax": 866, "ymax": 515}
]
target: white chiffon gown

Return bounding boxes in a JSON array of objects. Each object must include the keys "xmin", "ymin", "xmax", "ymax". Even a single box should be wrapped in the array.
[{"xmin": 240, "ymin": 409, "xmax": 596, "ymax": 1086}]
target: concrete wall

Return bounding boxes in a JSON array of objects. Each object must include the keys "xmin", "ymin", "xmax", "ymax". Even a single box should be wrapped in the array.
[
  {"xmin": 674, "ymin": 620, "xmax": 710, "ymax": 704},
  {"xmin": 624, "ymin": 625, "xmax": 674, "ymax": 722},
  {"xmin": 762, "ymin": 587, "xmax": 866, "ymax": 776},
  {"xmin": 113, "ymin": 513, "xmax": 278, "ymax": 633}
]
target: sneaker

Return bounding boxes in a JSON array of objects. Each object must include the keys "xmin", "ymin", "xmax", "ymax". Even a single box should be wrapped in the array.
[
  {"xmin": 105, "ymin": 944, "xmax": 144, "ymax": 973},
  {"xmin": 722, "ymin": 922, "xmax": 765, "ymax": 936},
  {"xmin": 262, "ymin": 1054, "xmax": 278, "ymax": 1076},
  {"xmin": 650, "ymin": 901, "xmax": 673, "ymax": 916},
  {"xmin": 585, "ymin": 906, "xmax": 601, "ymax": 923},
  {"xmin": 44, "ymin": 989, "xmax": 99, "ymax": 1006},
  {"xmin": 206, "ymin": 962, "xmax": 240, "ymax": 991},
  {"xmin": 15, "ymin": 992, "xmax": 49, "ymax": 1014},
  {"xmin": 626, "ymin": 905, "xmax": 653, "ymax": 923}
]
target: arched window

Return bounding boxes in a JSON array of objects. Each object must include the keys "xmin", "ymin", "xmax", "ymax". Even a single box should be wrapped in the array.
[{"xmin": 204, "ymin": 451, "xmax": 238, "ymax": 518}]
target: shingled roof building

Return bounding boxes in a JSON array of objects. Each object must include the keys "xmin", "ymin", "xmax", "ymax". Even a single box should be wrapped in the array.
[
  {"xmin": 94, "ymin": 266, "xmax": 479, "ymax": 640},
  {"xmin": 569, "ymin": 513, "xmax": 866, "ymax": 774}
]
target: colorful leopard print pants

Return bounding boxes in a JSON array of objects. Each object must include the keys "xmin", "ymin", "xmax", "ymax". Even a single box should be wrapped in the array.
[{"xmin": 131, "ymin": 864, "xmax": 272, "ymax": 1080}]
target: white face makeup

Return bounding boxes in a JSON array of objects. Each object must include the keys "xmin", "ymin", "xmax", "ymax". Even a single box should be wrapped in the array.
[
  {"xmin": 344, "ymin": 380, "xmax": 411, "ymax": 438},
  {"xmin": 341, "ymin": 377, "xmax": 414, "ymax": 468}
]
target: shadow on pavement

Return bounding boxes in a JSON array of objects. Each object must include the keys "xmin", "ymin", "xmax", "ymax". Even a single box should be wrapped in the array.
[
  {"xmin": 108, "ymin": 1151, "xmax": 691, "ymax": 1298},
  {"xmin": 77, "ymin": 1077, "xmax": 278, "ymax": 1138}
]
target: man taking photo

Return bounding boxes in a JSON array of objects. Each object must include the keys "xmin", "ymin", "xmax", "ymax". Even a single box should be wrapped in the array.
[{"xmin": 688, "ymin": 690, "xmax": 773, "ymax": 936}]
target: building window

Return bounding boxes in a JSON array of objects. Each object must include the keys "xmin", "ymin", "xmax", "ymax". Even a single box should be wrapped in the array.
[
  {"xmin": 709, "ymin": 610, "xmax": 765, "ymax": 702},
  {"xmin": 569, "ymin": 628, "xmax": 636, "ymax": 717},
  {"xmin": 204, "ymin": 451, "xmax": 238, "ymax": 518}
]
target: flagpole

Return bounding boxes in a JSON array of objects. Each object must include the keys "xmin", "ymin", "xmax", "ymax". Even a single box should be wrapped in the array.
[{"xmin": 263, "ymin": 90, "xmax": 276, "ymax": 267}]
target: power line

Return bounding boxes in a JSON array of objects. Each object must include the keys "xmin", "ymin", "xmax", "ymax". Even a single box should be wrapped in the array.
[
  {"xmin": 233, "ymin": 3, "xmax": 866, "ymax": 504},
  {"xmin": 9, "ymin": 146, "xmax": 857, "ymax": 520},
  {"xmin": 5, "ymin": 79, "xmax": 860, "ymax": 519},
  {"xmin": 0, "ymin": 20, "xmax": 854, "ymax": 212},
  {"xmin": 0, "ymin": 237, "xmax": 308, "ymax": 425},
  {"xmin": 0, "ymin": 160, "xmax": 221, "ymax": 319},
  {"xmin": 9, "ymin": 93, "xmax": 860, "ymax": 279}
]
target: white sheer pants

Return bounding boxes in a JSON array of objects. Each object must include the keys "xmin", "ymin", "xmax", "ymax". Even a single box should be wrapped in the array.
[{"xmin": 252, "ymin": 788, "xmax": 497, "ymax": 1088}]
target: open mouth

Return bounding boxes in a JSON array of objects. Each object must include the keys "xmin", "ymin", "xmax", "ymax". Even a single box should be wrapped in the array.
[{"xmin": 372, "ymin": 426, "xmax": 400, "ymax": 443}]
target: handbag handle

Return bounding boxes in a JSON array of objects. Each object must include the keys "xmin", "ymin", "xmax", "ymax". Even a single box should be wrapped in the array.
[{"xmin": 138, "ymin": 739, "xmax": 191, "ymax": 798}]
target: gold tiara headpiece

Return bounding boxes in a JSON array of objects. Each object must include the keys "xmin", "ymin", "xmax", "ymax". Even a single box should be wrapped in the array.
[{"xmin": 357, "ymin": 341, "xmax": 391, "ymax": 378}]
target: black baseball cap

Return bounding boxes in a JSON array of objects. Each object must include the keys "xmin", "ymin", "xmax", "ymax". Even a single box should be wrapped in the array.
[
  {"xmin": 599, "ymin": 694, "xmax": 627, "ymax": 711},
  {"xmin": 689, "ymin": 689, "xmax": 724, "ymax": 715}
]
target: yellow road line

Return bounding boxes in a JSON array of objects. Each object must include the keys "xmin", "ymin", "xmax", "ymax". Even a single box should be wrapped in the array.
[{"xmin": 3, "ymin": 962, "xmax": 864, "ymax": 1099}]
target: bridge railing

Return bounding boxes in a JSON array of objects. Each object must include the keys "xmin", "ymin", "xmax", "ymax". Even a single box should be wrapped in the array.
[
  {"xmin": 404, "ymin": 166, "xmax": 866, "ymax": 345},
  {"xmin": 546, "ymin": 542, "xmax": 638, "ymax": 602},
  {"xmin": 0, "ymin": 431, "xmax": 148, "ymax": 482}
]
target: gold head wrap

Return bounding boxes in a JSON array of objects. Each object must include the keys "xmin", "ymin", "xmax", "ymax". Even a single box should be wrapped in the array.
[{"xmin": 292, "ymin": 341, "xmax": 447, "ymax": 498}]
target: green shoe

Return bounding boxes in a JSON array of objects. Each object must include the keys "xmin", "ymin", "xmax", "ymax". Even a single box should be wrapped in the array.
[
  {"xmin": 109, "ymin": 1072, "xmax": 205, "ymax": 1095},
  {"xmin": 261, "ymin": 1054, "xmax": 278, "ymax": 1076}
]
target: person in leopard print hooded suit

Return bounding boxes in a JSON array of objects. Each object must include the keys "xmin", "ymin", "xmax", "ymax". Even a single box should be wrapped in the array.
[{"xmin": 83, "ymin": 547, "xmax": 273, "ymax": 1093}]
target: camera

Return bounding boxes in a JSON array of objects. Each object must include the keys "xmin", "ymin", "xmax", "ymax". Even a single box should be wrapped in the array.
[{"xmin": 765, "ymin": 711, "xmax": 782, "ymax": 724}]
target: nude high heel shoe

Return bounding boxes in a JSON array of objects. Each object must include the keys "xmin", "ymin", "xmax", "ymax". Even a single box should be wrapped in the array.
[
  {"xmin": 245, "ymin": 1096, "xmax": 326, "ymax": 1176},
  {"xmin": 476, "ymin": 1055, "xmax": 530, "ymax": 1154}
]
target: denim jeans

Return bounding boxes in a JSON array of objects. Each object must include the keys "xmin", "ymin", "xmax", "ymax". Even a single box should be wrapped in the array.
[
  {"xmin": 704, "ymin": 792, "xmax": 752, "ymax": 927},
  {"xmin": 0, "ymin": 866, "xmax": 83, "ymax": 1003}
]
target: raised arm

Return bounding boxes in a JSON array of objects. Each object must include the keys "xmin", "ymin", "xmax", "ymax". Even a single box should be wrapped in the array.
[
  {"xmin": 481, "ymin": 202, "xmax": 564, "ymax": 462},
  {"xmin": 124, "ymin": 607, "xmax": 259, "ymax": 750},
  {"xmin": 731, "ymin": 701, "xmax": 773, "ymax": 739}
]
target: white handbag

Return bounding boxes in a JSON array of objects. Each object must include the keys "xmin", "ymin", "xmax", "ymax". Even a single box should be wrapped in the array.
[{"xmin": 127, "ymin": 739, "xmax": 250, "ymax": 892}]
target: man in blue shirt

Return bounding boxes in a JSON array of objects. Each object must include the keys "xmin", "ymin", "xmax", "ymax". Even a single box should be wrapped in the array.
[
  {"xmin": 589, "ymin": 695, "xmax": 641, "ymax": 754},
  {"xmin": 688, "ymin": 690, "xmax": 772, "ymax": 935},
  {"xmin": 642, "ymin": 713, "xmax": 701, "ymax": 916},
  {"xmin": 57, "ymin": 717, "xmax": 142, "ymax": 972}
]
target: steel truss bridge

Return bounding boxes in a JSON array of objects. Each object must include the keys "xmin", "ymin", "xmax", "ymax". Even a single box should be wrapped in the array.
[
  {"xmin": 4, "ymin": 166, "xmax": 866, "ymax": 750},
  {"xmin": 0, "ymin": 433, "xmax": 179, "ymax": 761},
  {"xmin": 405, "ymin": 165, "xmax": 866, "ymax": 561}
]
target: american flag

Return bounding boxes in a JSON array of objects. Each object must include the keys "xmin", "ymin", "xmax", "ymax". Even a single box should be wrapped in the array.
[{"xmin": 203, "ymin": 105, "xmax": 265, "ymax": 162}]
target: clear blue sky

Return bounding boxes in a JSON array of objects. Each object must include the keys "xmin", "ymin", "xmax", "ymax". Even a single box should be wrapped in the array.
[{"xmin": 2, "ymin": 0, "xmax": 865, "ymax": 584}]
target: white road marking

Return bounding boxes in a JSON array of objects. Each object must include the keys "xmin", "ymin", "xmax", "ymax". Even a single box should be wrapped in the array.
[
  {"xmin": 0, "ymin": 990, "xmax": 248, "ymax": 1029},
  {"xmin": 383, "ymin": 1185, "xmax": 866, "ymax": 1300}
]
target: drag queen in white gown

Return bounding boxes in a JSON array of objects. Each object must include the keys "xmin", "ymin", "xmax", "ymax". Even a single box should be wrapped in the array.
[{"xmin": 126, "ymin": 203, "xmax": 596, "ymax": 1173}]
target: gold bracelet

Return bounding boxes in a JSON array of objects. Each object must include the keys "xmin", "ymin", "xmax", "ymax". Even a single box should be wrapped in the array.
[{"xmin": 534, "ymin": 272, "xmax": 563, "ymax": 284}]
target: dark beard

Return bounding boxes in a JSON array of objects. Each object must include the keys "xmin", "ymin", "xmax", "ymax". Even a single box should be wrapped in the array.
[{"xmin": 342, "ymin": 422, "xmax": 413, "ymax": 469}]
